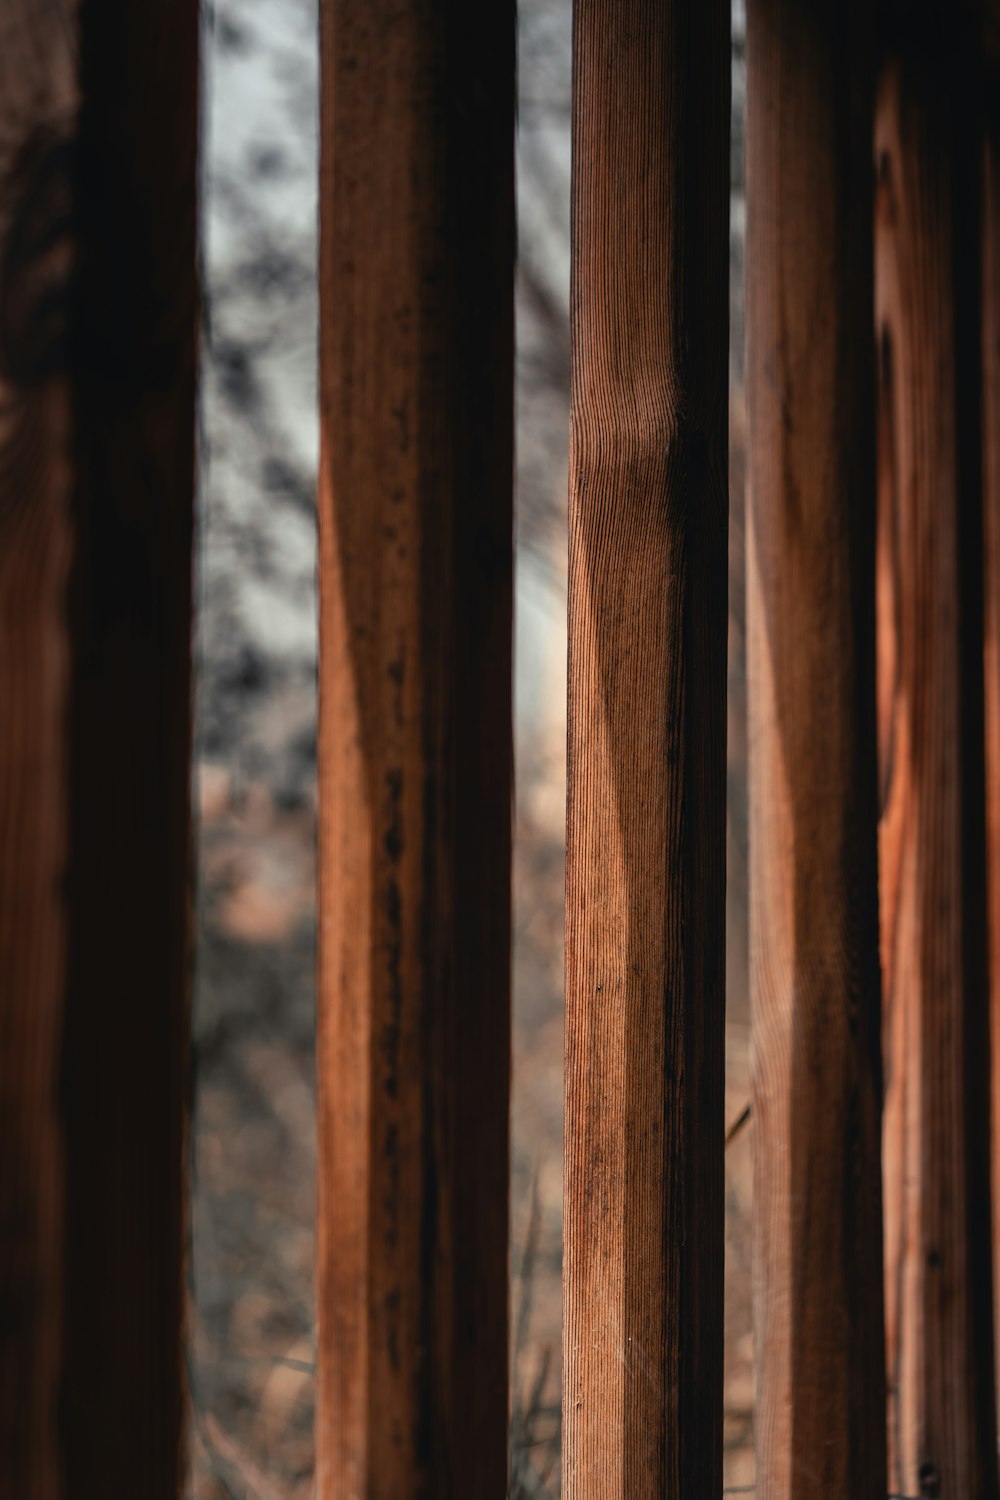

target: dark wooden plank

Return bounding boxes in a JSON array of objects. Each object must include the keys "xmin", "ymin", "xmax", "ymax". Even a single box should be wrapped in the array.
[
  {"xmin": 563, "ymin": 3, "xmax": 729, "ymax": 1496},
  {"xmin": 983, "ymin": 69, "xmax": 1000, "ymax": 1441},
  {"xmin": 876, "ymin": 24, "xmax": 998, "ymax": 1498},
  {"xmin": 63, "ymin": 3, "xmax": 200, "ymax": 1493},
  {"xmin": 315, "ymin": 4, "xmax": 514, "ymax": 1497},
  {"xmin": 0, "ymin": 2, "xmax": 199, "ymax": 1496},
  {"xmin": 0, "ymin": 22, "xmax": 76, "ymax": 1496},
  {"xmin": 744, "ymin": 4, "xmax": 888, "ymax": 1496},
  {"xmin": 884, "ymin": 0, "xmax": 1000, "ymax": 74}
]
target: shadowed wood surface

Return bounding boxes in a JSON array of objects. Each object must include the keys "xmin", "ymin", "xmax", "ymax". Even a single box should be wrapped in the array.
[
  {"xmin": 984, "ymin": 75, "xmax": 1000, "ymax": 1436},
  {"xmin": 0, "ymin": 3, "xmax": 199, "ymax": 1497},
  {"xmin": 744, "ymin": 4, "xmax": 888, "ymax": 1496},
  {"xmin": 876, "ymin": 33, "xmax": 998, "ymax": 1500},
  {"xmin": 563, "ymin": 3, "xmax": 729, "ymax": 1496},
  {"xmin": 316, "ymin": 4, "xmax": 514, "ymax": 1497},
  {"xmin": 0, "ymin": 13, "xmax": 76, "ymax": 1495}
]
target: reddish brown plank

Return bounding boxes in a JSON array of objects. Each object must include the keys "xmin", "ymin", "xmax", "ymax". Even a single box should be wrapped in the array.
[
  {"xmin": 315, "ymin": 4, "xmax": 514, "ymax": 1497},
  {"xmin": 0, "ymin": 3, "xmax": 199, "ymax": 1497},
  {"xmin": 744, "ymin": 4, "xmax": 888, "ymax": 1497},
  {"xmin": 876, "ymin": 30, "xmax": 998, "ymax": 1499},
  {"xmin": 563, "ymin": 4, "xmax": 730, "ymax": 1496}
]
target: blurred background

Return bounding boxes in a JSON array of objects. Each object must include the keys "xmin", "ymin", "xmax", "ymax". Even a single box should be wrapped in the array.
[{"xmin": 186, "ymin": 3, "xmax": 751, "ymax": 1495}]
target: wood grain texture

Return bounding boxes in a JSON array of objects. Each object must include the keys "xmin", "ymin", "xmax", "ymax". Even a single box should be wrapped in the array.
[
  {"xmin": 0, "ymin": 3, "xmax": 199, "ymax": 1497},
  {"xmin": 983, "ymin": 73, "xmax": 1000, "ymax": 1439},
  {"xmin": 563, "ymin": 4, "xmax": 729, "ymax": 1496},
  {"xmin": 316, "ymin": 4, "xmax": 514, "ymax": 1497},
  {"xmin": 744, "ymin": 4, "xmax": 888, "ymax": 1497},
  {"xmin": 876, "ymin": 29, "xmax": 998, "ymax": 1500},
  {"xmin": 0, "ymin": 11, "xmax": 76, "ymax": 1494}
]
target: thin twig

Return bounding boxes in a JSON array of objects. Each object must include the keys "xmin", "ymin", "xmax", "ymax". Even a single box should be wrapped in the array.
[{"xmin": 725, "ymin": 1102, "xmax": 752, "ymax": 1147}]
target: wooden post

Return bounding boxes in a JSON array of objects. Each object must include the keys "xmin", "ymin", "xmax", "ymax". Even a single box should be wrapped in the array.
[
  {"xmin": 876, "ymin": 19, "xmax": 999, "ymax": 1498},
  {"xmin": 316, "ymin": 4, "xmax": 514, "ymax": 1497},
  {"xmin": 744, "ymin": 3, "xmax": 888, "ymax": 1496},
  {"xmin": 563, "ymin": 3, "xmax": 729, "ymax": 1496},
  {"xmin": 0, "ymin": 3, "xmax": 199, "ymax": 1497}
]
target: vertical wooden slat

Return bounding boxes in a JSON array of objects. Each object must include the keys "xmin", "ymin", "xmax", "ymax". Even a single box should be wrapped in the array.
[
  {"xmin": 563, "ymin": 3, "xmax": 730, "ymax": 1496},
  {"xmin": 0, "ymin": 17, "xmax": 76, "ymax": 1495},
  {"xmin": 0, "ymin": 2, "xmax": 199, "ymax": 1496},
  {"xmin": 876, "ymin": 22, "xmax": 998, "ymax": 1498},
  {"xmin": 983, "ymin": 55, "xmax": 1000, "ymax": 1440},
  {"xmin": 64, "ymin": 6, "xmax": 200, "ymax": 1493},
  {"xmin": 316, "ymin": 4, "xmax": 514, "ymax": 1497},
  {"xmin": 744, "ymin": 3, "xmax": 887, "ymax": 1497},
  {"xmin": 988, "ymin": 88, "xmax": 1000, "ymax": 1442}
]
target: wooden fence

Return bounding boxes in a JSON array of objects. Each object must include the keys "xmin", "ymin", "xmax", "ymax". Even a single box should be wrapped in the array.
[{"xmin": 1, "ymin": 1, "xmax": 999, "ymax": 1498}]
